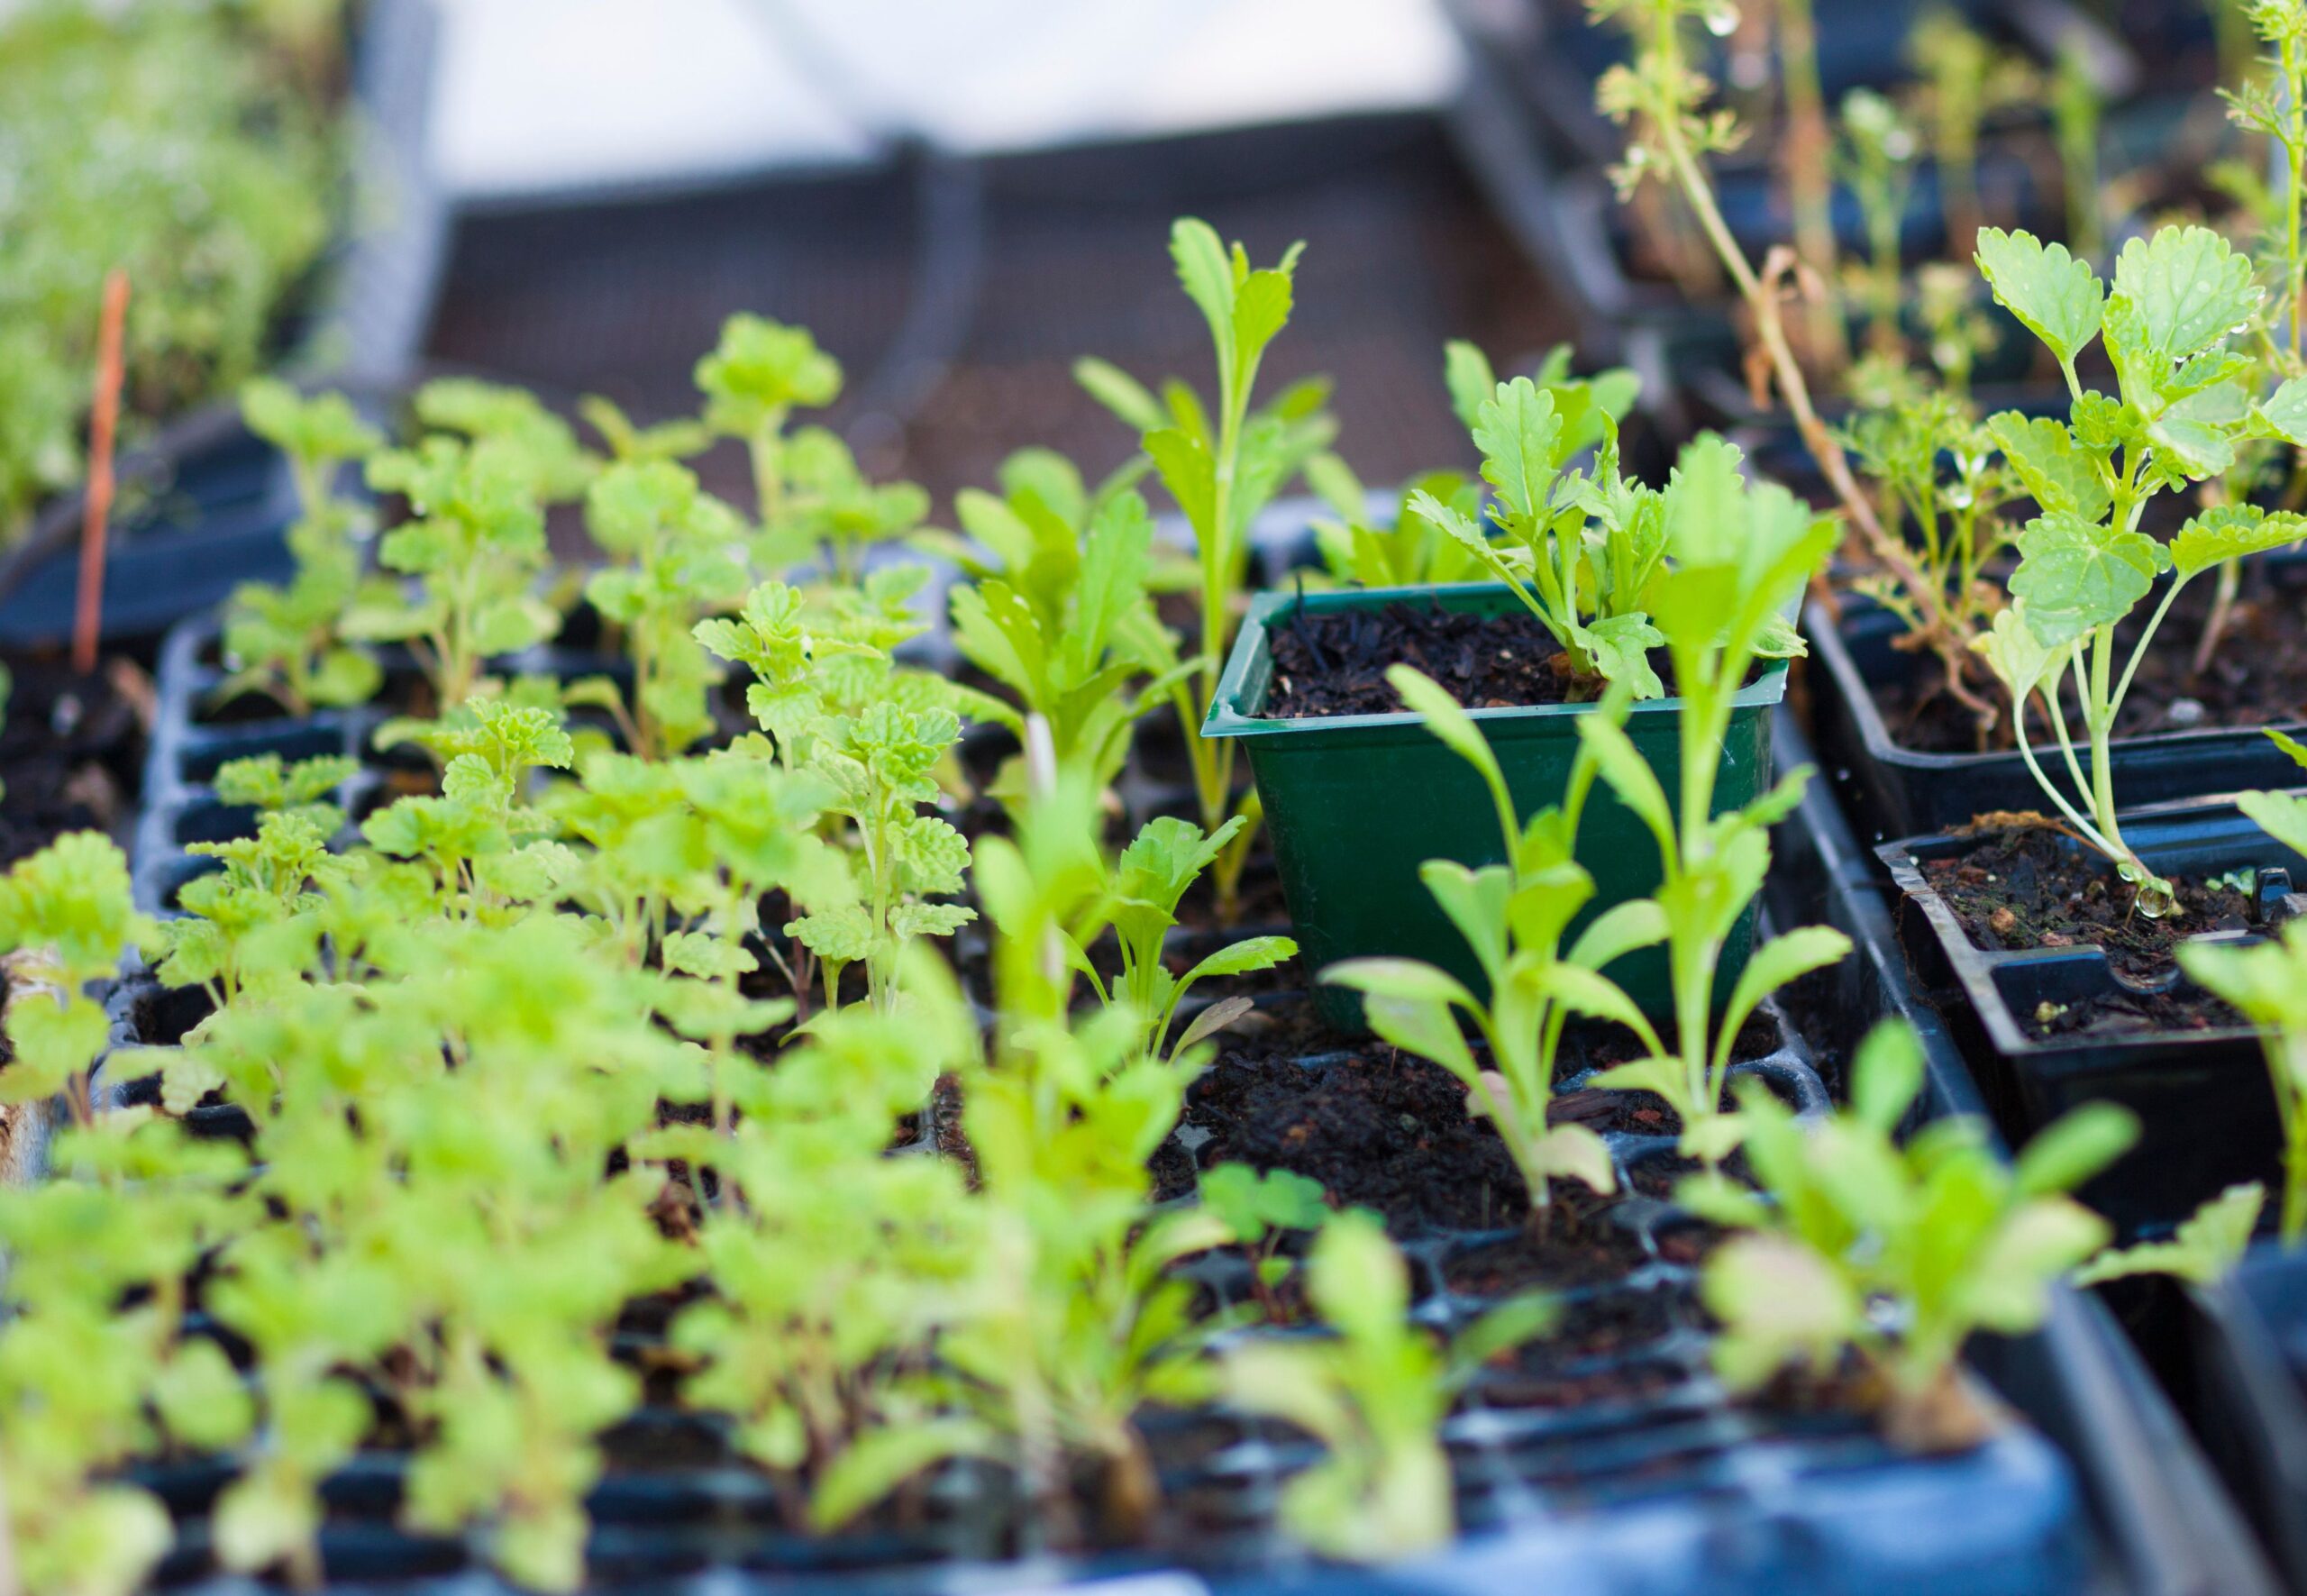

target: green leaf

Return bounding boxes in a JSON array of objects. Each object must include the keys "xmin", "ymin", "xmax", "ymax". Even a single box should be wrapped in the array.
[
  {"xmin": 1384, "ymin": 665, "xmax": 1509, "ymax": 803},
  {"xmin": 2017, "ymin": 1100, "xmax": 2147, "ymax": 1208},
  {"xmin": 2240, "ymin": 789, "xmax": 2307, "ymax": 856},
  {"xmin": 2256, "ymin": 376, "xmax": 2307, "ymax": 444},
  {"xmin": 2075, "ymin": 1181, "xmax": 2263, "ymax": 1286},
  {"xmin": 1073, "ymin": 356, "xmax": 1167, "ymax": 433},
  {"xmin": 1719, "ymin": 926, "xmax": 1851, "ymax": 1061},
  {"xmin": 1987, "ymin": 412, "xmax": 2111, "ymax": 523},
  {"xmin": 2169, "ymin": 505, "xmax": 2307, "ymax": 580},
  {"xmin": 810, "ymin": 1420, "xmax": 992, "ymax": 1532},
  {"xmin": 1973, "ymin": 606, "xmax": 2063, "ymax": 699},
  {"xmin": 1848, "ymin": 1020, "xmax": 1925, "ymax": 1135},
  {"xmin": 1575, "ymin": 612, "xmax": 1666, "ymax": 698},
  {"xmin": 1974, "ymin": 228, "xmax": 2104, "ymax": 366},
  {"xmin": 2109, "ymin": 224, "xmax": 2262, "ymax": 366},
  {"xmin": 2009, "ymin": 513, "xmax": 2162, "ymax": 648},
  {"xmin": 1472, "ymin": 378, "xmax": 1564, "ymax": 525}
]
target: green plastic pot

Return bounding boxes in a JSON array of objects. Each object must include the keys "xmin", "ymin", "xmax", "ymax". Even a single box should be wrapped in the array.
[{"xmin": 1203, "ymin": 582, "xmax": 1789, "ymax": 1032}]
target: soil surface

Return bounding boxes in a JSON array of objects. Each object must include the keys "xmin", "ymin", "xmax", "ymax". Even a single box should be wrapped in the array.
[
  {"xmin": 1261, "ymin": 603, "xmax": 1618, "ymax": 719},
  {"xmin": 1881, "ymin": 563, "xmax": 2307, "ymax": 753},
  {"xmin": 1922, "ymin": 825, "xmax": 2257, "ymax": 1036},
  {"xmin": 1923, "ymin": 825, "xmax": 2252, "ymax": 982}
]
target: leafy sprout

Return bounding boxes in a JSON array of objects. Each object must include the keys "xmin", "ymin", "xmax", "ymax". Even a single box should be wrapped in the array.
[{"xmin": 1967, "ymin": 226, "xmax": 2307, "ymax": 912}]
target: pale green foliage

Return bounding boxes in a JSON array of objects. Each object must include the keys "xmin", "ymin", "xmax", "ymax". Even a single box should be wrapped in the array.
[
  {"xmin": 699, "ymin": 579, "xmax": 980, "ymax": 1011},
  {"xmin": 1221, "ymin": 1210, "xmax": 1551, "ymax": 1562},
  {"xmin": 350, "ymin": 405, "xmax": 570, "ymax": 716},
  {"xmin": 216, "ymin": 382, "xmax": 389, "ymax": 718},
  {"xmin": 1968, "ymin": 225, "xmax": 2302, "ymax": 907},
  {"xmin": 0, "ymin": 835, "xmax": 156, "ymax": 1114},
  {"xmin": 2181, "ymin": 907, "xmax": 2307, "ymax": 1242},
  {"xmin": 941, "ymin": 462, "xmax": 1190, "ymax": 798},
  {"xmin": 1328, "ymin": 669, "xmax": 1659, "ymax": 1213},
  {"xmin": 0, "ymin": 4, "xmax": 333, "ymax": 543},
  {"xmin": 575, "ymin": 459, "xmax": 752, "ymax": 759},
  {"xmin": 211, "ymin": 752, "xmax": 358, "ymax": 836},
  {"xmin": 1069, "ymin": 814, "xmax": 1296, "ymax": 1066},
  {"xmin": 1576, "ymin": 436, "xmax": 1846, "ymax": 1163},
  {"xmin": 2077, "ymin": 1183, "xmax": 2265, "ymax": 1286},
  {"xmin": 1682, "ymin": 1022, "xmax": 2132, "ymax": 1407},
  {"xmin": 1405, "ymin": 356, "xmax": 1659, "ymax": 695},
  {"xmin": 1077, "ymin": 219, "xmax": 1336, "ymax": 908}
]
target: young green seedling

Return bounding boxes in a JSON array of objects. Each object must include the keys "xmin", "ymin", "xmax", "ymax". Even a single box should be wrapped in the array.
[
  {"xmin": 1199, "ymin": 1163, "xmax": 1331, "ymax": 1322},
  {"xmin": 1069, "ymin": 814, "xmax": 1297, "ymax": 1068},
  {"xmin": 1219, "ymin": 1208, "xmax": 1552, "ymax": 1562},
  {"xmin": 1682, "ymin": 1020, "xmax": 2134, "ymax": 1446},
  {"xmin": 1077, "ymin": 220, "xmax": 1336, "ymax": 917},
  {"xmin": 0, "ymin": 835, "xmax": 157, "ymax": 1129},
  {"xmin": 1837, "ymin": 89, "xmax": 1917, "ymax": 360},
  {"xmin": 1406, "ymin": 357, "xmax": 1664, "ymax": 697},
  {"xmin": 210, "ymin": 752, "xmax": 358, "ymax": 837},
  {"xmin": 1574, "ymin": 437, "xmax": 1848, "ymax": 1165},
  {"xmin": 942, "ymin": 470, "xmax": 1193, "ymax": 801},
  {"xmin": 572, "ymin": 458, "xmax": 751, "ymax": 759},
  {"xmin": 1968, "ymin": 226, "xmax": 2307, "ymax": 912},
  {"xmin": 1327, "ymin": 668, "xmax": 1663, "ymax": 1221}
]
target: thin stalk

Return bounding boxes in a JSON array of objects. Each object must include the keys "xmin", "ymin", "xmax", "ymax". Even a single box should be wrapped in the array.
[
  {"xmin": 1642, "ymin": 11, "xmax": 1997, "ymax": 736},
  {"xmin": 2284, "ymin": 1032, "xmax": 2307, "ymax": 1245},
  {"xmin": 1775, "ymin": 0, "xmax": 1848, "ymax": 371}
]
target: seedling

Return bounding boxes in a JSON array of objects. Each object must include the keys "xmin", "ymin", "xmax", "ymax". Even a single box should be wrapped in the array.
[
  {"xmin": 210, "ymin": 752, "xmax": 358, "ymax": 836},
  {"xmin": 1682, "ymin": 1021, "xmax": 2134, "ymax": 1445},
  {"xmin": 1574, "ymin": 437, "xmax": 1848, "ymax": 1164},
  {"xmin": 1327, "ymin": 670, "xmax": 1662, "ymax": 1218},
  {"xmin": 2077, "ymin": 1182, "xmax": 2265, "ymax": 1283},
  {"xmin": 1078, "ymin": 220, "xmax": 1336, "ymax": 917},
  {"xmin": 939, "ymin": 465, "xmax": 1193, "ymax": 800},
  {"xmin": 1967, "ymin": 226, "xmax": 2307, "ymax": 912},
  {"xmin": 215, "ymin": 382, "xmax": 387, "ymax": 717},
  {"xmin": 0, "ymin": 835, "xmax": 157, "ymax": 1129},
  {"xmin": 570, "ymin": 459, "xmax": 751, "ymax": 759},
  {"xmin": 1068, "ymin": 814, "xmax": 1297, "ymax": 1067},
  {"xmin": 1837, "ymin": 89, "xmax": 1917, "ymax": 360},
  {"xmin": 1219, "ymin": 1209, "xmax": 1552, "ymax": 1561},
  {"xmin": 1199, "ymin": 1163, "xmax": 1330, "ymax": 1321},
  {"xmin": 1404, "ymin": 360, "xmax": 1664, "ymax": 697}
]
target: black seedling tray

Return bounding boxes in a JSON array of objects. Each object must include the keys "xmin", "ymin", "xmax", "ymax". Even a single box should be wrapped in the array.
[
  {"xmin": 101, "ymin": 930, "xmax": 2124, "ymax": 1596},
  {"xmin": 1807, "ymin": 592, "xmax": 2307, "ymax": 846},
  {"xmin": 1877, "ymin": 801, "xmax": 2307, "ymax": 1239},
  {"xmin": 1768, "ymin": 709, "xmax": 2287, "ymax": 1596},
  {"xmin": 2187, "ymin": 1241, "xmax": 2307, "ymax": 1594},
  {"xmin": 0, "ymin": 0, "xmax": 447, "ymax": 649}
]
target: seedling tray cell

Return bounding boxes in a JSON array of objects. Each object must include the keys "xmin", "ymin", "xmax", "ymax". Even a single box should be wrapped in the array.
[{"xmin": 1877, "ymin": 800, "xmax": 2307, "ymax": 1238}]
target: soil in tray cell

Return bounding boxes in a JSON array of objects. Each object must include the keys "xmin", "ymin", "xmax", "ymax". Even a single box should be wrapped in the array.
[
  {"xmin": 1882, "ymin": 561, "xmax": 2307, "ymax": 753},
  {"xmin": 1923, "ymin": 826, "xmax": 2252, "ymax": 980},
  {"xmin": 1922, "ymin": 825, "xmax": 2257, "ymax": 1035},
  {"xmin": 1261, "ymin": 602, "xmax": 1624, "ymax": 718}
]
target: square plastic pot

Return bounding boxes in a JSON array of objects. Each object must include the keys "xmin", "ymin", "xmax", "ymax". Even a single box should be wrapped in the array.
[
  {"xmin": 1808, "ymin": 592, "xmax": 2307, "ymax": 845},
  {"xmin": 1201, "ymin": 581, "xmax": 1787, "ymax": 1031},
  {"xmin": 1877, "ymin": 800, "xmax": 2307, "ymax": 1238}
]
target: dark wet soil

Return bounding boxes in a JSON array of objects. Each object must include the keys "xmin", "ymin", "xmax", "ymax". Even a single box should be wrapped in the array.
[
  {"xmin": 1922, "ymin": 825, "xmax": 2258, "ymax": 1036},
  {"xmin": 1924, "ymin": 825, "xmax": 2253, "ymax": 982},
  {"xmin": 1882, "ymin": 561, "xmax": 2307, "ymax": 753},
  {"xmin": 1261, "ymin": 603, "xmax": 1614, "ymax": 718},
  {"xmin": 1182, "ymin": 1045, "xmax": 1530, "ymax": 1231}
]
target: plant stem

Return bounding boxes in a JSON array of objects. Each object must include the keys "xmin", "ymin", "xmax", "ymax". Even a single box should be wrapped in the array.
[
  {"xmin": 1775, "ymin": 0, "xmax": 1847, "ymax": 372},
  {"xmin": 1643, "ymin": 10, "xmax": 1996, "ymax": 737}
]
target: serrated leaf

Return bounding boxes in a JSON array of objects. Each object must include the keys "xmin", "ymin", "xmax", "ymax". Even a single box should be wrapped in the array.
[
  {"xmin": 1974, "ymin": 228, "xmax": 2104, "ymax": 366},
  {"xmin": 1987, "ymin": 412, "xmax": 2111, "ymax": 523},
  {"xmin": 2109, "ymin": 224, "xmax": 2262, "ymax": 366},
  {"xmin": 2009, "ymin": 514, "xmax": 2161, "ymax": 647},
  {"xmin": 2169, "ymin": 505, "xmax": 2307, "ymax": 579}
]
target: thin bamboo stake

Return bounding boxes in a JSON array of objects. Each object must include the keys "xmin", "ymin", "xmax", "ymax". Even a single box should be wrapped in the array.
[{"xmin": 72, "ymin": 269, "xmax": 131, "ymax": 677}]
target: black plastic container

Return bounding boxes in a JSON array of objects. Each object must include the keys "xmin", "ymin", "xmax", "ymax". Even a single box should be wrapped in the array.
[
  {"xmin": 1875, "ymin": 801, "xmax": 2307, "ymax": 1239},
  {"xmin": 1769, "ymin": 709, "xmax": 2285, "ymax": 1596},
  {"xmin": 2189, "ymin": 1242, "xmax": 2307, "ymax": 1594},
  {"xmin": 1810, "ymin": 590, "xmax": 2307, "ymax": 846},
  {"xmin": 0, "ymin": 0, "xmax": 447, "ymax": 649}
]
